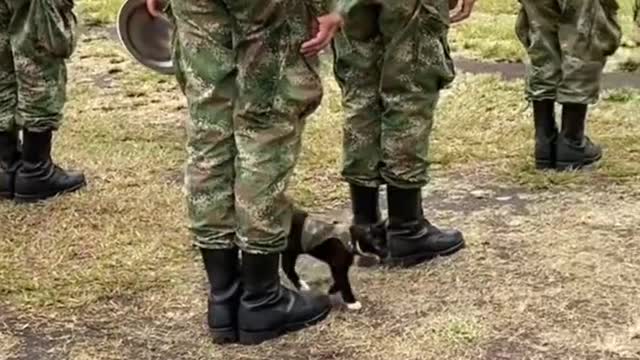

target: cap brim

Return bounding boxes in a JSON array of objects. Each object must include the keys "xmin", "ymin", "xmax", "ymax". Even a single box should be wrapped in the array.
[{"xmin": 117, "ymin": 0, "xmax": 175, "ymax": 75}]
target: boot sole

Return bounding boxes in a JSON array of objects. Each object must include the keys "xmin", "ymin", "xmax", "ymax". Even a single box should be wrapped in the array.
[
  {"xmin": 385, "ymin": 239, "xmax": 466, "ymax": 268},
  {"xmin": 209, "ymin": 326, "xmax": 238, "ymax": 344},
  {"xmin": 0, "ymin": 192, "xmax": 12, "ymax": 200},
  {"xmin": 556, "ymin": 156, "xmax": 602, "ymax": 171},
  {"xmin": 14, "ymin": 181, "xmax": 87, "ymax": 203},
  {"xmin": 535, "ymin": 160, "xmax": 554, "ymax": 170},
  {"xmin": 238, "ymin": 307, "xmax": 331, "ymax": 345}
]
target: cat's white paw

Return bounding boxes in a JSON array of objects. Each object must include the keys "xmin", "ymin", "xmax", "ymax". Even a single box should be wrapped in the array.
[
  {"xmin": 298, "ymin": 280, "xmax": 311, "ymax": 291},
  {"xmin": 346, "ymin": 301, "xmax": 362, "ymax": 311}
]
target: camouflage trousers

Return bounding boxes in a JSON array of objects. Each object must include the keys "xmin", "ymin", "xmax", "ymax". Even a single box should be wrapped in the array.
[
  {"xmin": 333, "ymin": 0, "xmax": 455, "ymax": 189},
  {"xmin": 171, "ymin": 0, "xmax": 322, "ymax": 253},
  {"xmin": 516, "ymin": 0, "xmax": 621, "ymax": 104},
  {"xmin": 0, "ymin": 0, "xmax": 75, "ymax": 133},
  {"xmin": 634, "ymin": 0, "xmax": 640, "ymax": 29}
]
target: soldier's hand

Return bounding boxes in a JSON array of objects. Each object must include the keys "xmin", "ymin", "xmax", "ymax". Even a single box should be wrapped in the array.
[
  {"xmin": 146, "ymin": 0, "xmax": 162, "ymax": 17},
  {"xmin": 301, "ymin": 12, "xmax": 344, "ymax": 57},
  {"xmin": 450, "ymin": 0, "xmax": 476, "ymax": 23}
]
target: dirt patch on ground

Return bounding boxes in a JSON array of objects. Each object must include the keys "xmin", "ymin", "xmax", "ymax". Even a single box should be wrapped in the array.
[{"xmin": 4, "ymin": 173, "xmax": 640, "ymax": 359}]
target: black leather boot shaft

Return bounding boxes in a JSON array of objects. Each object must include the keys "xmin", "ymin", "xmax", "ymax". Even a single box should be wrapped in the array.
[
  {"xmin": 0, "ymin": 131, "xmax": 20, "ymax": 199},
  {"xmin": 561, "ymin": 103, "xmax": 588, "ymax": 143},
  {"xmin": 349, "ymin": 184, "xmax": 380, "ymax": 225},
  {"xmin": 22, "ymin": 130, "xmax": 52, "ymax": 163},
  {"xmin": 386, "ymin": 186, "xmax": 465, "ymax": 267},
  {"xmin": 387, "ymin": 186, "xmax": 421, "ymax": 226},
  {"xmin": 349, "ymin": 184, "xmax": 388, "ymax": 261},
  {"xmin": 556, "ymin": 104, "xmax": 602, "ymax": 170},
  {"xmin": 14, "ymin": 130, "xmax": 86, "ymax": 202},
  {"xmin": 533, "ymin": 100, "xmax": 557, "ymax": 139},
  {"xmin": 238, "ymin": 252, "xmax": 331, "ymax": 345},
  {"xmin": 532, "ymin": 100, "xmax": 558, "ymax": 169},
  {"xmin": 201, "ymin": 248, "xmax": 241, "ymax": 344},
  {"xmin": 0, "ymin": 131, "xmax": 19, "ymax": 164}
]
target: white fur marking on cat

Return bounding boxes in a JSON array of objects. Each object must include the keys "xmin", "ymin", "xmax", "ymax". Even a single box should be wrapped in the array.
[
  {"xmin": 298, "ymin": 280, "xmax": 311, "ymax": 291},
  {"xmin": 346, "ymin": 301, "xmax": 362, "ymax": 311}
]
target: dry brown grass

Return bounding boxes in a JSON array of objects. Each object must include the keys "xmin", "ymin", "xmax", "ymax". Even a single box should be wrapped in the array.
[
  {"xmin": 0, "ymin": 331, "xmax": 20, "ymax": 360},
  {"xmin": 1, "ymin": 25, "xmax": 640, "ymax": 360}
]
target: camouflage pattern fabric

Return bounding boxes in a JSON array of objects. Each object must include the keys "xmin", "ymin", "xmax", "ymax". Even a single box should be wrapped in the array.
[
  {"xmin": 172, "ymin": 0, "xmax": 323, "ymax": 253},
  {"xmin": 633, "ymin": 0, "xmax": 640, "ymax": 44},
  {"xmin": 515, "ymin": 0, "xmax": 621, "ymax": 104},
  {"xmin": 301, "ymin": 216, "xmax": 352, "ymax": 253},
  {"xmin": 334, "ymin": 0, "xmax": 454, "ymax": 189},
  {"xmin": 0, "ymin": 0, "xmax": 76, "ymax": 132}
]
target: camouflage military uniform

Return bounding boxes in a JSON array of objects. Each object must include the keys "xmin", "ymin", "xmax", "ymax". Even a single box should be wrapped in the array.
[
  {"xmin": 334, "ymin": 0, "xmax": 454, "ymax": 189},
  {"xmin": 0, "ymin": 0, "xmax": 76, "ymax": 133},
  {"xmin": 516, "ymin": 0, "xmax": 621, "ymax": 104},
  {"xmin": 632, "ymin": 0, "xmax": 640, "ymax": 44},
  {"xmin": 172, "ymin": 0, "xmax": 323, "ymax": 254},
  {"xmin": 334, "ymin": 0, "xmax": 465, "ymax": 267}
]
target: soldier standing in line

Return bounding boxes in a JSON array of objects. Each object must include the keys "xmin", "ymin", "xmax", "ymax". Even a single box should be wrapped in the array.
[
  {"xmin": 632, "ymin": 0, "xmax": 640, "ymax": 44},
  {"xmin": 515, "ymin": 0, "xmax": 621, "ymax": 170},
  {"xmin": 147, "ymin": 0, "xmax": 343, "ymax": 346},
  {"xmin": 334, "ymin": 0, "xmax": 476, "ymax": 267},
  {"xmin": 0, "ymin": 0, "xmax": 86, "ymax": 202}
]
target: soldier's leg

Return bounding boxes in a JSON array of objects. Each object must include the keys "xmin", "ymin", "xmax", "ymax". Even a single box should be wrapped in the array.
[
  {"xmin": 0, "ymin": 0, "xmax": 16, "ymax": 133},
  {"xmin": 10, "ymin": 0, "xmax": 84, "ymax": 202},
  {"xmin": 223, "ymin": 0, "xmax": 330, "ymax": 345},
  {"xmin": 0, "ymin": 0, "xmax": 20, "ymax": 199},
  {"xmin": 555, "ymin": 0, "xmax": 621, "ymax": 169},
  {"xmin": 633, "ymin": 0, "xmax": 640, "ymax": 43},
  {"xmin": 378, "ymin": 0, "xmax": 463, "ymax": 267},
  {"xmin": 170, "ymin": 0, "xmax": 239, "ymax": 344},
  {"xmin": 333, "ymin": 3, "xmax": 386, "ymax": 257},
  {"xmin": 517, "ymin": 0, "xmax": 563, "ymax": 168}
]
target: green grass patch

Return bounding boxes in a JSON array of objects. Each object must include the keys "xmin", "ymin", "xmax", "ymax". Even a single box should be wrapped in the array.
[{"xmin": 78, "ymin": 0, "xmax": 123, "ymax": 26}]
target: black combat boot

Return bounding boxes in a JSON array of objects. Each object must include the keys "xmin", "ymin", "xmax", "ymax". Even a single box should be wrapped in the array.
[
  {"xmin": 14, "ymin": 130, "xmax": 86, "ymax": 202},
  {"xmin": 349, "ymin": 184, "xmax": 388, "ymax": 261},
  {"xmin": 0, "ymin": 131, "xmax": 20, "ymax": 200},
  {"xmin": 556, "ymin": 103, "xmax": 602, "ymax": 170},
  {"xmin": 386, "ymin": 186, "xmax": 465, "ymax": 267},
  {"xmin": 238, "ymin": 253, "xmax": 331, "ymax": 345},
  {"xmin": 201, "ymin": 248, "xmax": 241, "ymax": 344},
  {"xmin": 532, "ymin": 100, "xmax": 558, "ymax": 169}
]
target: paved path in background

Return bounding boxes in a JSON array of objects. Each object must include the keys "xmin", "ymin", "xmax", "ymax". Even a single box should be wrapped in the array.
[{"xmin": 455, "ymin": 58, "xmax": 640, "ymax": 89}]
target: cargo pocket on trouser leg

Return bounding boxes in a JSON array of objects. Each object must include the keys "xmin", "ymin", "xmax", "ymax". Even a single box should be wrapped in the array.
[
  {"xmin": 29, "ymin": 0, "xmax": 78, "ymax": 59},
  {"xmin": 515, "ymin": 7, "xmax": 531, "ymax": 49},
  {"xmin": 165, "ymin": 3, "xmax": 185, "ymax": 94},
  {"xmin": 12, "ymin": 0, "xmax": 76, "ymax": 131},
  {"xmin": 279, "ymin": 0, "xmax": 323, "ymax": 121},
  {"xmin": 591, "ymin": 0, "xmax": 621, "ymax": 57},
  {"xmin": 413, "ymin": 1, "xmax": 455, "ymax": 92}
]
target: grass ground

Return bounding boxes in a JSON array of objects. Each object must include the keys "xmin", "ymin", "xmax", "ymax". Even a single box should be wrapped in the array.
[{"xmin": 2, "ymin": 1, "xmax": 640, "ymax": 359}]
